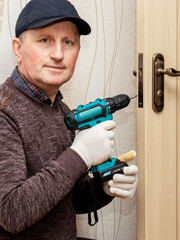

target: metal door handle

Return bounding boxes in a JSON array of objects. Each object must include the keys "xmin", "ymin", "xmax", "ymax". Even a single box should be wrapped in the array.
[
  {"xmin": 157, "ymin": 68, "xmax": 180, "ymax": 77},
  {"xmin": 152, "ymin": 53, "xmax": 180, "ymax": 113}
]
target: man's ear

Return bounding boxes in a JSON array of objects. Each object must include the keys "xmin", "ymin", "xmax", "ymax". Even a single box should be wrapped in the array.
[{"xmin": 12, "ymin": 38, "xmax": 22, "ymax": 64}]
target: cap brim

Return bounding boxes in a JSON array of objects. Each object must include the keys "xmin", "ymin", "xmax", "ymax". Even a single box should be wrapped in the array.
[{"xmin": 26, "ymin": 17, "xmax": 91, "ymax": 35}]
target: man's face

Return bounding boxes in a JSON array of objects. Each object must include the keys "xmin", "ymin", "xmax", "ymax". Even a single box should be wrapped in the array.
[{"xmin": 14, "ymin": 21, "xmax": 80, "ymax": 94}]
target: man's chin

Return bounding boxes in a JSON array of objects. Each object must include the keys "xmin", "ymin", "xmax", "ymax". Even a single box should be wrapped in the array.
[
  {"xmin": 41, "ymin": 71, "xmax": 69, "ymax": 87},
  {"xmin": 43, "ymin": 78, "xmax": 68, "ymax": 87}
]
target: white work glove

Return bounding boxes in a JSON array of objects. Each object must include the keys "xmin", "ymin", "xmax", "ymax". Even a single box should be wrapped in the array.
[
  {"xmin": 70, "ymin": 120, "xmax": 116, "ymax": 168},
  {"xmin": 103, "ymin": 165, "xmax": 138, "ymax": 199}
]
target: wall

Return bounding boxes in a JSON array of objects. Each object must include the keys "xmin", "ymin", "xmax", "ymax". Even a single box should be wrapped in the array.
[{"xmin": 0, "ymin": 0, "xmax": 137, "ymax": 239}]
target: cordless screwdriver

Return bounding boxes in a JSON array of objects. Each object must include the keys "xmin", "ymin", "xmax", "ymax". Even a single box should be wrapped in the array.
[
  {"xmin": 64, "ymin": 94, "xmax": 136, "ymax": 182},
  {"xmin": 64, "ymin": 94, "xmax": 131, "ymax": 130}
]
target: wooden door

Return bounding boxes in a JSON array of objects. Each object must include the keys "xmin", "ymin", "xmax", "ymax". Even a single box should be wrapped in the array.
[{"xmin": 137, "ymin": 0, "xmax": 179, "ymax": 239}]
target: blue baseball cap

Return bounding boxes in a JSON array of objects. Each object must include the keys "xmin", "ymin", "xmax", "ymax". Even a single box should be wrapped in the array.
[{"xmin": 15, "ymin": 0, "xmax": 91, "ymax": 37}]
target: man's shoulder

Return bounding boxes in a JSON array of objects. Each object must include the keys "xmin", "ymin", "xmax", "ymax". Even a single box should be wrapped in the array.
[
  {"xmin": 0, "ymin": 78, "xmax": 14, "ymax": 103},
  {"xmin": 0, "ymin": 78, "xmax": 26, "ymax": 110}
]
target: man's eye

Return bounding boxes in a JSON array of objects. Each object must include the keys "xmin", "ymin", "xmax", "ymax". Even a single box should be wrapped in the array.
[
  {"xmin": 64, "ymin": 40, "xmax": 72, "ymax": 45},
  {"xmin": 41, "ymin": 38, "xmax": 49, "ymax": 43}
]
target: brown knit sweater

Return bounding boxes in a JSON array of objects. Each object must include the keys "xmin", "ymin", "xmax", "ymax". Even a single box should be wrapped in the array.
[{"xmin": 0, "ymin": 78, "xmax": 113, "ymax": 239}]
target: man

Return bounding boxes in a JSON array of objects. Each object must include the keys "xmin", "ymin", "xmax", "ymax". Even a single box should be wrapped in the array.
[{"xmin": 0, "ymin": 0, "xmax": 138, "ymax": 239}]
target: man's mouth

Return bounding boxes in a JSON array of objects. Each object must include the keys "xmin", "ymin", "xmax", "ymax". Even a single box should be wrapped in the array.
[{"xmin": 45, "ymin": 66, "xmax": 65, "ymax": 72}]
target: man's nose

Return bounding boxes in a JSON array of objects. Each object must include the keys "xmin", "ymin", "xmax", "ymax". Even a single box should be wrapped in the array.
[{"xmin": 50, "ymin": 43, "xmax": 64, "ymax": 61}]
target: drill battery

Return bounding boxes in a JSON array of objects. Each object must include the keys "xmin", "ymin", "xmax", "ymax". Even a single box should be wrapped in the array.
[{"xmin": 90, "ymin": 158, "xmax": 128, "ymax": 183}]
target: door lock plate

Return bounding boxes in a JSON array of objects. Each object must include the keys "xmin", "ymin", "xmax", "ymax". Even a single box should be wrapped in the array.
[
  {"xmin": 152, "ymin": 53, "xmax": 164, "ymax": 112},
  {"xmin": 138, "ymin": 53, "xmax": 143, "ymax": 108}
]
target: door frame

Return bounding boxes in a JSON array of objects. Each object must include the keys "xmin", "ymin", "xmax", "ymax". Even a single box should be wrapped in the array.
[{"xmin": 136, "ymin": 0, "xmax": 179, "ymax": 239}]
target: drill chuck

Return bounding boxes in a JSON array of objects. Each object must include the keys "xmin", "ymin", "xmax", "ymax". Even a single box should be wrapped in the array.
[{"xmin": 104, "ymin": 94, "xmax": 130, "ymax": 113}]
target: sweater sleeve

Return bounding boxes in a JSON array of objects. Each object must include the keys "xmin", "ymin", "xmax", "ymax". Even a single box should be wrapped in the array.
[{"xmin": 0, "ymin": 111, "xmax": 87, "ymax": 233}]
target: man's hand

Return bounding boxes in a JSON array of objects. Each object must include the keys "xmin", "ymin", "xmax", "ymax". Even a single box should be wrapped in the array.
[
  {"xmin": 70, "ymin": 120, "xmax": 116, "ymax": 168},
  {"xmin": 103, "ymin": 165, "xmax": 138, "ymax": 199}
]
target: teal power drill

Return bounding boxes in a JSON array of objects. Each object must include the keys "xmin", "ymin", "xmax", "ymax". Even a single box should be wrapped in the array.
[{"xmin": 64, "ymin": 94, "xmax": 135, "ymax": 182}]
